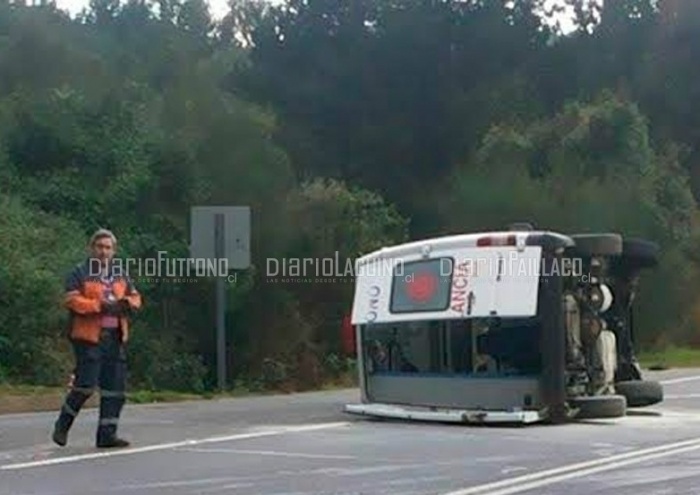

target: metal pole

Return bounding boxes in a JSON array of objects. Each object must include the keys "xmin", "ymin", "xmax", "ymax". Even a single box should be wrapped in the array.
[{"xmin": 215, "ymin": 213, "xmax": 226, "ymax": 391}]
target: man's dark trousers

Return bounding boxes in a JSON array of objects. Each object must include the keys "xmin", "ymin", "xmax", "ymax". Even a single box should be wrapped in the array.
[{"xmin": 53, "ymin": 328, "xmax": 127, "ymax": 446}]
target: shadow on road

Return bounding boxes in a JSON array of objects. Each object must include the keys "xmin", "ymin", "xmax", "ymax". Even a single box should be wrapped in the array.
[{"xmin": 625, "ymin": 410, "xmax": 662, "ymax": 417}]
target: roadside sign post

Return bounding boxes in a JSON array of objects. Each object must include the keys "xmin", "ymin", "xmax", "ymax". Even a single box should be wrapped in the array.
[
  {"xmin": 190, "ymin": 206, "xmax": 251, "ymax": 391},
  {"xmin": 214, "ymin": 213, "xmax": 226, "ymax": 392}
]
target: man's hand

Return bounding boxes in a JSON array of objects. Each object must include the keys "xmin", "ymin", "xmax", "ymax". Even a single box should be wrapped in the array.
[
  {"xmin": 101, "ymin": 299, "xmax": 121, "ymax": 316},
  {"xmin": 117, "ymin": 298, "xmax": 132, "ymax": 315}
]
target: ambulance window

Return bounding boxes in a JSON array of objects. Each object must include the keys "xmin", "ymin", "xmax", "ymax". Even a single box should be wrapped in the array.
[{"xmin": 390, "ymin": 257, "xmax": 453, "ymax": 313}]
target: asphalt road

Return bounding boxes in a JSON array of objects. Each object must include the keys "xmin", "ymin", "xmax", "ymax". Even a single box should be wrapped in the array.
[{"xmin": 2, "ymin": 369, "xmax": 700, "ymax": 495}]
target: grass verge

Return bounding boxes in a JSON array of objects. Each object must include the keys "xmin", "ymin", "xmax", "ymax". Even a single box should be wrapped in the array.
[
  {"xmin": 638, "ymin": 345, "xmax": 700, "ymax": 370},
  {"xmin": 0, "ymin": 373, "xmax": 358, "ymax": 415},
  {"xmin": 7, "ymin": 348, "xmax": 697, "ymax": 416}
]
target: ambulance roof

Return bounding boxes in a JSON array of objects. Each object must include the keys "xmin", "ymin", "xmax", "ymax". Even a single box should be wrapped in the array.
[{"xmin": 355, "ymin": 230, "xmax": 574, "ymax": 268}]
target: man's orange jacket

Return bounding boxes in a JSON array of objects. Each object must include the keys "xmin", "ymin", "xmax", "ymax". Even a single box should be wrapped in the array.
[{"xmin": 64, "ymin": 261, "xmax": 142, "ymax": 344}]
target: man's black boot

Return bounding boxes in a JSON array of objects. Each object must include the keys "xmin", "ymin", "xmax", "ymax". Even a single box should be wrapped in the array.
[
  {"xmin": 96, "ymin": 423, "xmax": 130, "ymax": 448},
  {"xmin": 96, "ymin": 436, "xmax": 130, "ymax": 448},
  {"xmin": 52, "ymin": 386, "xmax": 93, "ymax": 447},
  {"xmin": 52, "ymin": 416, "xmax": 72, "ymax": 447},
  {"xmin": 52, "ymin": 427, "xmax": 68, "ymax": 447},
  {"xmin": 96, "ymin": 417, "xmax": 129, "ymax": 448}
]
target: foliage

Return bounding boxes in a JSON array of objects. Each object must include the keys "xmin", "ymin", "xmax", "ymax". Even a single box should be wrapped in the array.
[
  {"xmin": 2, "ymin": 0, "xmax": 700, "ymax": 392},
  {"xmin": 440, "ymin": 92, "xmax": 700, "ymax": 345},
  {"xmin": 0, "ymin": 193, "xmax": 84, "ymax": 384}
]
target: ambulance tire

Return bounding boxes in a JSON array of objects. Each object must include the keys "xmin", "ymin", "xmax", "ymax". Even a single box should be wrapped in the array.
[
  {"xmin": 620, "ymin": 238, "xmax": 660, "ymax": 270},
  {"xmin": 569, "ymin": 394, "xmax": 627, "ymax": 419},
  {"xmin": 615, "ymin": 380, "xmax": 663, "ymax": 408},
  {"xmin": 569, "ymin": 234, "xmax": 623, "ymax": 257}
]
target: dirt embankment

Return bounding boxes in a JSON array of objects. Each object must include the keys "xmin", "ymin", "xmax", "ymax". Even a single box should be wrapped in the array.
[{"xmin": 0, "ymin": 388, "xmax": 100, "ymax": 415}]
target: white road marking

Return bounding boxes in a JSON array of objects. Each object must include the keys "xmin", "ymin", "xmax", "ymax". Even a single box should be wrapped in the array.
[
  {"xmin": 501, "ymin": 467, "xmax": 528, "ymax": 475},
  {"xmin": 194, "ymin": 484, "xmax": 261, "ymax": 494},
  {"xmin": 118, "ymin": 481, "xmax": 256, "ymax": 493},
  {"xmin": 109, "ymin": 477, "xmax": 250, "ymax": 490},
  {"xmin": 440, "ymin": 436, "xmax": 700, "ymax": 495},
  {"xmin": 659, "ymin": 375, "xmax": 700, "ymax": 385},
  {"xmin": 0, "ymin": 422, "xmax": 350, "ymax": 470},
  {"xmin": 472, "ymin": 442, "xmax": 700, "ymax": 495},
  {"xmin": 664, "ymin": 394, "xmax": 700, "ymax": 399},
  {"xmin": 179, "ymin": 447, "xmax": 357, "ymax": 459}
]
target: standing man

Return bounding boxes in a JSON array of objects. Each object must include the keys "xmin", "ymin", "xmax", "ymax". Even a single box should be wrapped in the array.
[{"xmin": 52, "ymin": 228, "xmax": 142, "ymax": 448}]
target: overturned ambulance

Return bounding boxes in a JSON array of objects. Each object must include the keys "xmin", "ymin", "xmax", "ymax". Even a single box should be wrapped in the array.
[{"xmin": 343, "ymin": 224, "xmax": 662, "ymax": 424}]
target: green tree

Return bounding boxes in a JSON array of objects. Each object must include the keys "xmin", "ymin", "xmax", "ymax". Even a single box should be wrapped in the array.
[{"xmin": 440, "ymin": 92, "xmax": 700, "ymax": 345}]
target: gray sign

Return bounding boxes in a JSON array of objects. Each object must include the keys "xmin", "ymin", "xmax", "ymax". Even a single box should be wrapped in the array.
[
  {"xmin": 189, "ymin": 205, "xmax": 251, "ymax": 390},
  {"xmin": 189, "ymin": 206, "xmax": 251, "ymax": 270}
]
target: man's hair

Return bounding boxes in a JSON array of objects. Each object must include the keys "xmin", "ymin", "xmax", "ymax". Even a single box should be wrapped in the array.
[{"xmin": 89, "ymin": 228, "xmax": 117, "ymax": 247}]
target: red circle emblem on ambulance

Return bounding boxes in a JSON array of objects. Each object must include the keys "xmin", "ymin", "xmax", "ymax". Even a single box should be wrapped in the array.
[{"xmin": 406, "ymin": 271, "xmax": 437, "ymax": 302}]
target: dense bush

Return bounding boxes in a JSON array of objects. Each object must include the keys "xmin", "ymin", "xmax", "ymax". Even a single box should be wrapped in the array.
[
  {"xmin": 0, "ymin": 193, "xmax": 85, "ymax": 384},
  {"xmin": 2, "ymin": 0, "xmax": 700, "ymax": 393}
]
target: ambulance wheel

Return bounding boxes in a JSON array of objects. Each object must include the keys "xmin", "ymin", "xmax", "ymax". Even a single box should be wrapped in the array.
[
  {"xmin": 619, "ymin": 238, "xmax": 660, "ymax": 270},
  {"xmin": 569, "ymin": 234, "xmax": 623, "ymax": 257},
  {"xmin": 615, "ymin": 380, "xmax": 663, "ymax": 407},
  {"xmin": 569, "ymin": 394, "xmax": 626, "ymax": 419}
]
